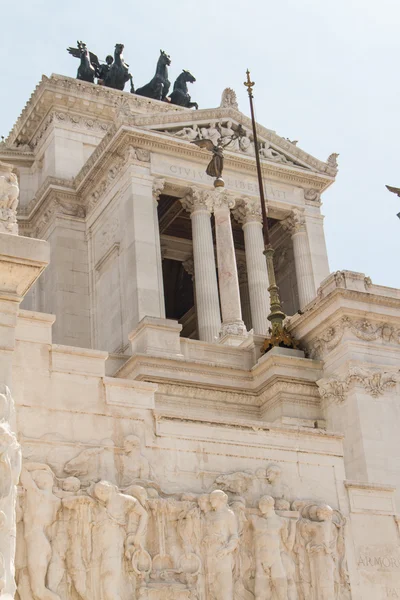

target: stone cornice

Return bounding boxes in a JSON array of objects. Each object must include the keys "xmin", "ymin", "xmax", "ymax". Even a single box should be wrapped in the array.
[{"xmin": 6, "ymin": 74, "xmax": 190, "ymax": 147}]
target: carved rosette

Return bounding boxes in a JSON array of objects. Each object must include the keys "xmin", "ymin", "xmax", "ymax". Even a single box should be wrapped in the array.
[
  {"xmin": 0, "ymin": 162, "xmax": 19, "ymax": 235},
  {"xmin": 180, "ymin": 187, "xmax": 214, "ymax": 215},
  {"xmin": 281, "ymin": 209, "xmax": 306, "ymax": 236}
]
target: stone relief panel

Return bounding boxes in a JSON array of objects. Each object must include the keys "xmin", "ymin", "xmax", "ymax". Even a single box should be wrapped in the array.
[{"xmin": 15, "ymin": 448, "xmax": 352, "ymax": 600}]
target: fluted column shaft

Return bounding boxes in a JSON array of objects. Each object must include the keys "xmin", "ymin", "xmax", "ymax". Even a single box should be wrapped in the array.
[
  {"xmin": 153, "ymin": 178, "xmax": 166, "ymax": 319},
  {"xmin": 282, "ymin": 209, "xmax": 315, "ymax": 309},
  {"xmin": 213, "ymin": 191, "xmax": 246, "ymax": 338},
  {"xmin": 233, "ymin": 198, "xmax": 270, "ymax": 335},
  {"xmin": 181, "ymin": 189, "xmax": 221, "ymax": 343}
]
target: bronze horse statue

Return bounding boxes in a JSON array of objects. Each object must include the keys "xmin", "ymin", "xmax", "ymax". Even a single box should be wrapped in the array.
[
  {"xmin": 67, "ymin": 41, "xmax": 98, "ymax": 83},
  {"xmin": 103, "ymin": 44, "xmax": 134, "ymax": 93},
  {"xmin": 135, "ymin": 50, "xmax": 171, "ymax": 101},
  {"xmin": 169, "ymin": 70, "xmax": 198, "ymax": 109}
]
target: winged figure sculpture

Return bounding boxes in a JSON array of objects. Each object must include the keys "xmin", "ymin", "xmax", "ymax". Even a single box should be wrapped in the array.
[
  {"xmin": 67, "ymin": 41, "xmax": 100, "ymax": 83},
  {"xmin": 192, "ymin": 138, "xmax": 227, "ymax": 185}
]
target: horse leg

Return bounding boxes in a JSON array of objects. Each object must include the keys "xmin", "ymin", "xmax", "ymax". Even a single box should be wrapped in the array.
[
  {"xmin": 162, "ymin": 80, "xmax": 171, "ymax": 100},
  {"xmin": 188, "ymin": 102, "xmax": 199, "ymax": 110},
  {"xmin": 129, "ymin": 75, "xmax": 135, "ymax": 93}
]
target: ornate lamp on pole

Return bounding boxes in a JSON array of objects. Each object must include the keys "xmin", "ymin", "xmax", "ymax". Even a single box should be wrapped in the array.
[{"xmin": 244, "ymin": 70, "xmax": 298, "ymax": 353}]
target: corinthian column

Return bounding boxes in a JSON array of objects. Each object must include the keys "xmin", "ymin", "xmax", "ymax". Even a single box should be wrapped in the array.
[
  {"xmin": 233, "ymin": 197, "xmax": 270, "ymax": 335},
  {"xmin": 181, "ymin": 188, "xmax": 221, "ymax": 343},
  {"xmin": 213, "ymin": 190, "xmax": 247, "ymax": 342},
  {"xmin": 282, "ymin": 209, "xmax": 316, "ymax": 309}
]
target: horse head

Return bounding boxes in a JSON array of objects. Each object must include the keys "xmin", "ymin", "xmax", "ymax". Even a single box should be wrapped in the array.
[
  {"xmin": 115, "ymin": 43, "xmax": 125, "ymax": 56},
  {"xmin": 182, "ymin": 70, "xmax": 196, "ymax": 83},
  {"xmin": 159, "ymin": 50, "xmax": 171, "ymax": 67}
]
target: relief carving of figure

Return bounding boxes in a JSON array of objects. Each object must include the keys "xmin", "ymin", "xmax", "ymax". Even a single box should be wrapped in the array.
[
  {"xmin": 249, "ymin": 496, "xmax": 291, "ymax": 600},
  {"xmin": 203, "ymin": 490, "xmax": 239, "ymax": 600},
  {"xmin": 119, "ymin": 435, "xmax": 150, "ymax": 487},
  {"xmin": 200, "ymin": 122, "xmax": 221, "ymax": 146},
  {"xmin": 297, "ymin": 504, "xmax": 349, "ymax": 600},
  {"xmin": 19, "ymin": 463, "xmax": 61, "ymax": 600},
  {"xmin": 173, "ymin": 124, "xmax": 200, "ymax": 141},
  {"xmin": 90, "ymin": 480, "xmax": 147, "ymax": 600},
  {"xmin": 49, "ymin": 477, "xmax": 93, "ymax": 600}
]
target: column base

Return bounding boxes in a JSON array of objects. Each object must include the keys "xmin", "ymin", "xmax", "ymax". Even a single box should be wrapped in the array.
[{"xmin": 218, "ymin": 320, "xmax": 248, "ymax": 347}]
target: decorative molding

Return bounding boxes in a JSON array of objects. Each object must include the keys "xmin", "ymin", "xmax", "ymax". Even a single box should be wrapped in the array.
[{"xmin": 317, "ymin": 367, "xmax": 398, "ymax": 404}]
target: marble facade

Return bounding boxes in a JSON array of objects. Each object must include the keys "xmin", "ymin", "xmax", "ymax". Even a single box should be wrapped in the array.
[{"xmin": 0, "ymin": 75, "xmax": 399, "ymax": 599}]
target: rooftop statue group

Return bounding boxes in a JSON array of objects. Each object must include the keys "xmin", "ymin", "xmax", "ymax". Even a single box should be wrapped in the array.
[{"xmin": 67, "ymin": 42, "xmax": 198, "ymax": 109}]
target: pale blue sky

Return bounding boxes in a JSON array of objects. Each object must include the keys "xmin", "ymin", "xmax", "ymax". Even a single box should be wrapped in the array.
[{"xmin": 1, "ymin": 0, "xmax": 399, "ymax": 288}]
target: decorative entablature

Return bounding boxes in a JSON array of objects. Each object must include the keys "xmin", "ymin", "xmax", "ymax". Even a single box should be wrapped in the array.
[
  {"xmin": 16, "ymin": 121, "xmax": 335, "ymax": 233},
  {"xmin": 6, "ymin": 74, "xmax": 190, "ymax": 148}
]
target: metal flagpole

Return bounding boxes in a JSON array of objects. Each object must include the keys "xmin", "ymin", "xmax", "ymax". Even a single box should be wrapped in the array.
[{"xmin": 244, "ymin": 70, "xmax": 298, "ymax": 352}]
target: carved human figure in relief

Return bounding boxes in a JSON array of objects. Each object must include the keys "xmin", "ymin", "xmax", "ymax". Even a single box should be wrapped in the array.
[
  {"xmin": 202, "ymin": 490, "xmax": 239, "ymax": 600},
  {"xmin": 297, "ymin": 503, "xmax": 349, "ymax": 600},
  {"xmin": 259, "ymin": 142, "xmax": 292, "ymax": 165},
  {"xmin": 90, "ymin": 480, "xmax": 148, "ymax": 600},
  {"xmin": 200, "ymin": 122, "xmax": 221, "ymax": 146},
  {"xmin": 120, "ymin": 435, "xmax": 150, "ymax": 487},
  {"xmin": 19, "ymin": 463, "xmax": 62, "ymax": 600},
  {"xmin": 49, "ymin": 477, "xmax": 93, "ymax": 600},
  {"xmin": 173, "ymin": 124, "xmax": 200, "ymax": 141},
  {"xmin": 249, "ymin": 496, "xmax": 289, "ymax": 600}
]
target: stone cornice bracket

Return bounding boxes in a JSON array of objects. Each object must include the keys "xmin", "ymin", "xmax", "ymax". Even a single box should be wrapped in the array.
[
  {"xmin": 281, "ymin": 208, "xmax": 306, "ymax": 235},
  {"xmin": 152, "ymin": 178, "xmax": 166, "ymax": 202},
  {"xmin": 180, "ymin": 187, "xmax": 214, "ymax": 215},
  {"xmin": 317, "ymin": 367, "xmax": 398, "ymax": 404},
  {"xmin": 0, "ymin": 161, "xmax": 19, "ymax": 235},
  {"xmin": 232, "ymin": 196, "xmax": 262, "ymax": 225}
]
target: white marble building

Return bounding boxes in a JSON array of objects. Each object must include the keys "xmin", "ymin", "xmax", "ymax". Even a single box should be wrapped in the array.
[{"xmin": 0, "ymin": 75, "xmax": 399, "ymax": 600}]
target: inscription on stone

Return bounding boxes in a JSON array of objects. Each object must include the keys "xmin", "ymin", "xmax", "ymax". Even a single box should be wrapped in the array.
[
  {"xmin": 358, "ymin": 554, "xmax": 400, "ymax": 569},
  {"xmin": 150, "ymin": 154, "xmax": 299, "ymax": 202},
  {"xmin": 387, "ymin": 589, "xmax": 400, "ymax": 598}
]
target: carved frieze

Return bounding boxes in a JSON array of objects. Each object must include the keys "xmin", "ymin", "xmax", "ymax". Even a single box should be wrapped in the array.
[
  {"xmin": 309, "ymin": 316, "xmax": 400, "ymax": 359},
  {"xmin": 16, "ymin": 447, "xmax": 351, "ymax": 600},
  {"xmin": 317, "ymin": 367, "xmax": 398, "ymax": 403}
]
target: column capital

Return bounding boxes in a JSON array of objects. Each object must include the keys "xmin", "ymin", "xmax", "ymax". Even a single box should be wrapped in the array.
[
  {"xmin": 232, "ymin": 196, "xmax": 263, "ymax": 225},
  {"xmin": 212, "ymin": 189, "xmax": 236, "ymax": 211},
  {"xmin": 152, "ymin": 178, "xmax": 166, "ymax": 202},
  {"xmin": 281, "ymin": 208, "xmax": 306, "ymax": 235},
  {"xmin": 181, "ymin": 187, "xmax": 214, "ymax": 214}
]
